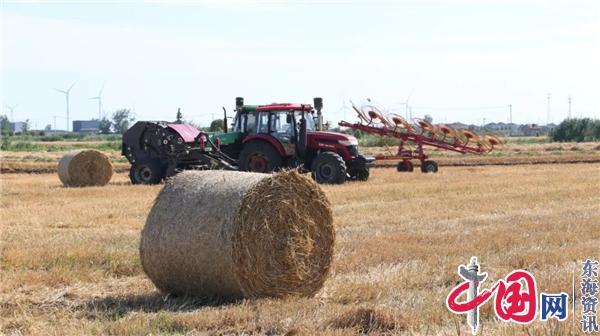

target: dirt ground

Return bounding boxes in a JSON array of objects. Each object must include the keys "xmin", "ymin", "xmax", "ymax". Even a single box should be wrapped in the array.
[{"xmin": 1, "ymin": 164, "xmax": 599, "ymax": 335}]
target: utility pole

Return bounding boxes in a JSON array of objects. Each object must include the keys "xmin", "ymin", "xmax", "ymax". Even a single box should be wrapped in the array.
[
  {"xmin": 509, "ymin": 104, "xmax": 513, "ymax": 137},
  {"xmin": 66, "ymin": 94, "xmax": 70, "ymax": 131},
  {"xmin": 568, "ymin": 96, "xmax": 572, "ymax": 119},
  {"xmin": 53, "ymin": 116, "xmax": 57, "ymax": 130},
  {"xmin": 546, "ymin": 93, "xmax": 551, "ymax": 125}
]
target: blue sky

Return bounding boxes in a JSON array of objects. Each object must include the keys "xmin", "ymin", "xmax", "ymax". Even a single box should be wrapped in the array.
[{"xmin": 1, "ymin": 0, "xmax": 599, "ymax": 130}]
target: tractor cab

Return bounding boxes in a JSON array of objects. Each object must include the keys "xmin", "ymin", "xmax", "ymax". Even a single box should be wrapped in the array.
[{"xmin": 231, "ymin": 101, "xmax": 314, "ymax": 156}]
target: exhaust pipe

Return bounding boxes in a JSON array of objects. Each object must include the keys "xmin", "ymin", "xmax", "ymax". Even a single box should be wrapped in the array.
[
  {"xmin": 313, "ymin": 97, "xmax": 323, "ymax": 131},
  {"xmin": 235, "ymin": 97, "xmax": 244, "ymax": 111}
]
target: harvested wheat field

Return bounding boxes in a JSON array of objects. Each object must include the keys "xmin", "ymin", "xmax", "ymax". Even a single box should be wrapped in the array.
[{"xmin": 1, "ymin": 164, "xmax": 599, "ymax": 335}]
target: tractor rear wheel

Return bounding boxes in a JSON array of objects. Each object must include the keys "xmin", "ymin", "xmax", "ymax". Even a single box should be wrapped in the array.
[
  {"xmin": 239, "ymin": 141, "xmax": 282, "ymax": 173},
  {"xmin": 348, "ymin": 168, "xmax": 370, "ymax": 181},
  {"xmin": 397, "ymin": 160, "xmax": 414, "ymax": 172},
  {"xmin": 420, "ymin": 160, "xmax": 438, "ymax": 173},
  {"xmin": 312, "ymin": 152, "xmax": 347, "ymax": 184},
  {"xmin": 130, "ymin": 160, "xmax": 165, "ymax": 185}
]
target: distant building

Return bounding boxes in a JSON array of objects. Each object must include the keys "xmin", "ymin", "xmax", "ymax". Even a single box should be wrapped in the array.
[
  {"xmin": 9, "ymin": 122, "xmax": 26, "ymax": 133},
  {"xmin": 447, "ymin": 122, "xmax": 469, "ymax": 130},
  {"xmin": 73, "ymin": 120, "xmax": 100, "ymax": 133},
  {"xmin": 43, "ymin": 130, "xmax": 70, "ymax": 136}
]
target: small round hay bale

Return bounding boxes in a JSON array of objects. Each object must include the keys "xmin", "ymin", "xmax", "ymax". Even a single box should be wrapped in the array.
[
  {"xmin": 140, "ymin": 170, "xmax": 334, "ymax": 299},
  {"xmin": 57, "ymin": 149, "xmax": 113, "ymax": 187}
]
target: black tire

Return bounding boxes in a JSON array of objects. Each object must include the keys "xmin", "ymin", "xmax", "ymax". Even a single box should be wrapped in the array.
[
  {"xmin": 420, "ymin": 160, "xmax": 438, "ymax": 173},
  {"xmin": 130, "ymin": 160, "xmax": 165, "ymax": 185},
  {"xmin": 348, "ymin": 168, "xmax": 370, "ymax": 181},
  {"xmin": 239, "ymin": 141, "xmax": 282, "ymax": 173},
  {"xmin": 397, "ymin": 160, "xmax": 414, "ymax": 172},
  {"xmin": 311, "ymin": 152, "xmax": 347, "ymax": 184}
]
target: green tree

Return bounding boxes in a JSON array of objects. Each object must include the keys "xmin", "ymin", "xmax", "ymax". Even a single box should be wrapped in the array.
[
  {"xmin": 550, "ymin": 118, "xmax": 600, "ymax": 142},
  {"xmin": 112, "ymin": 109, "xmax": 135, "ymax": 134},
  {"xmin": 22, "ymin": 119, "xmax": 31, "ymax": 133},
  {"xmin": 176, "ymin": 108, "xmax": 183, "ymax": 124},
  {"xmin": 209, "ymin": 119, "xmax": 224, "ymax": 132},
  {"xmin": 99, "ymin": 117, "xmax": 112, "ymax": 134},
  {"xmin": 0, "ymin": 115, "xmax": 11, "ymax": 135}
]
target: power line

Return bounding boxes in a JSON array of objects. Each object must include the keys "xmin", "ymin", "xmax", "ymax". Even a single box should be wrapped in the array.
[
  {"xmin": 547, "ymin": 93, "xmax": 551, "ymax": 125},
  {"xmin": 411, "ymin": 105, "xmax": 510, "ymax": 111}
]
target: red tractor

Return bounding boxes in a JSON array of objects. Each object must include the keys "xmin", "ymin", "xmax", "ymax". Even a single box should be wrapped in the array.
[{"xmin": 216, "ymin": 97, "xmax": 374, "ymax": 184}]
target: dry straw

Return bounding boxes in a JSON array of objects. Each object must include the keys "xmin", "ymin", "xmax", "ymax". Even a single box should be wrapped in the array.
[
  {"xmin": 57, "ymin": 149, "xmax": 113, "ymax": 187},
  {"xmin": 140, "ymin": 170, "xmax": 335, "ymax": 299}
]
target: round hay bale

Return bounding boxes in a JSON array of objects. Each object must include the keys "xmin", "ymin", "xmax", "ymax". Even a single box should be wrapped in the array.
[
  {"xmin": 140, "ymin": 170, "xmax": 334, "ymax": 299},
  {"xmin": 57, "ymin": 149, "xmax": 113, "ymax": 187}
]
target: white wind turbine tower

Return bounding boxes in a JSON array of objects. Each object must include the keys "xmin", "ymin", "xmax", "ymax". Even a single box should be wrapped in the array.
[
  {"xmin": 90, "ymin": 86, "xmax": 104, "ymax": 119},
  {"xmin": 54, "ymin": 82, "xmax": 75, "ymax": 131},
  {"xmin": 392, "ymin": 91, "xmax": 413, "ymax": 120},
  {"xmin": 5, "ymin": 104, "xmax": 18, "ymax": 121}
]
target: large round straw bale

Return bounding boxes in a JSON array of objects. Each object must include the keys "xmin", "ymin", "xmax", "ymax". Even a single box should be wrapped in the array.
[
  {"xmin": 57, "ymin": 149, "xmax": 113, "ymax": 187},
  {"xmin": 140, "ymin": 170, "xmax": 334, "ymax": 299}
]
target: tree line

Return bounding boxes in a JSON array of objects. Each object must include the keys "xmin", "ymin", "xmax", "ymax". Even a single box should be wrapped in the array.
[{"xmin": 550, "ymin": 118, "xmax": 600, "ymax": 142}]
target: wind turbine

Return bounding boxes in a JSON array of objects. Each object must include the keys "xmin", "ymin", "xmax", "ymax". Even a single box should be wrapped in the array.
[
  {"xmin": 391, "ymin": 89, "xmax": 414, "ymax": 120},
  {"xmin": 90, "ymin": 85, "xmax": 104, "ymax": 119},
  {"xmin": 54, "ymin": 82, "xmax": 75, "ymax": 131},
  {"xmin": 5, "ymin": 104, "xmax": 17, "ymax": 121},
  {"xmin": 402, "ymin": 89, "xmax": 414, "ymax": 120}
]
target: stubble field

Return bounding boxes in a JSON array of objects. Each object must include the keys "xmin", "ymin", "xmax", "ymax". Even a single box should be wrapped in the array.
[{"xmin": 1, "ymin": 163, "xmax": 599, "ymax": 335}]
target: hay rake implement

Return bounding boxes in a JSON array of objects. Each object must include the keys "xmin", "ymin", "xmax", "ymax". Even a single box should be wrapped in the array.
[{"xmin": 338, "ymin": 101, "xmax": 503, "ymax": 173}]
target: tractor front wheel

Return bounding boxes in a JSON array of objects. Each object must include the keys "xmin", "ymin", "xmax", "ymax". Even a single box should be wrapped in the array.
[
  {"xmin": 348, "ymin": 168, "xmax": 370, "ymax": 181},
  {"xmin": 312, "ymin": 152, "xmax": 347, "ymax": 184},
  {"xmin": 239, "ymin": 141, "xmax": 282, "ymax": 173},
  {"xmin": 130, "ymin": 160, "xmax": 165, "ymax": 185},
  {"xmin": 420, "ymin": 160, "xmax": 438, "ymax": 173}
]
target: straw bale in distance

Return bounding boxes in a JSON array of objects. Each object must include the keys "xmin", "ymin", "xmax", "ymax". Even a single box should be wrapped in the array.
[{"xmin": 57, "ymin": 149, "xmax": 113, "ymax": 187}]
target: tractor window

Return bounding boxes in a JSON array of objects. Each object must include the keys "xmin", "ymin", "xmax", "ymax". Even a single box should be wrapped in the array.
[
  {"xmin": 270, "ymin": 111, "xmax": 293, "ymax": 134},
  {"xmin": 245, "ymin": 113, "xmax": 256, "ymax": 133},
  {"xmin": 296, "ymin": 112, "xmax": 316, "ymax": 131},
  {"xmin": 257, "ymin": 112, "xmax": 269, "ymax": 133},
  {"xmin": 270, "ymin": 111, "xmax": 295, "ymax": 146}
]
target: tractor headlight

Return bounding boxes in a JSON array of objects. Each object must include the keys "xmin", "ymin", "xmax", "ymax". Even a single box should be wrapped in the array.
[{"xmin": 338, "ymin": 138, "xmax": 358, "ymax": 146}]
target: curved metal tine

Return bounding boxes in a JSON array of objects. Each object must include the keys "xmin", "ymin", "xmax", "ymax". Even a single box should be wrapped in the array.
[
  {"xmin": 387, "ymin": 113, "xmax": 414, "ymax": 133},
  {"xmin": 367, "ymin": 109, "xmax": 388, "ymax": 128},
  {"xmin": 471, "ymin": 131, "xmax": 490, "ymax": 150},
  {"xmin": 350, "ymin": 100, "xmax": 370, "ymax": 124},
  {"xmin": 481, "ymin": 134, "xmax": 502, "ymax": 151},
  {"xmin": 459, "ymin": 129, "xmax": 477, "ymax": 146},
  {"xmin": 413, "ymin": 118, "xmax": 436, "ymax": 138},
  {"xmin": 486, "ymin": 134, "xmax": 504, "ymax": 147},
  {"xmin": 437, "ymin": 124, "xmax": 455, "ymax": 143},
  {"xmin": 379, "ymin": 113, "xmax": 396, "ymax": 129}
]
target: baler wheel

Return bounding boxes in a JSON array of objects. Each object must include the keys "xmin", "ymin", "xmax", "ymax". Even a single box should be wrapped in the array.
[{"xmin": 130, "ymin": 160, "xmax": 165, "ymax": 185}]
